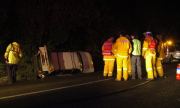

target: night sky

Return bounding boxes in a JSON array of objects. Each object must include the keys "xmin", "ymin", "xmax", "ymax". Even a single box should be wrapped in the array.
[
  {"xmin": 104, "ymin": 1, "xmax": 180, "ymax": 37},
  {"xmin": 0, "ymin": 0, "xmax": 179, "ymax": 70},
  {"xmin": 1, "ymin": 1, "xmax": 180, "ymax": 35},
  {"xmin": 0, "ymin": 0, "xmax": 179, "ymax": 52}
]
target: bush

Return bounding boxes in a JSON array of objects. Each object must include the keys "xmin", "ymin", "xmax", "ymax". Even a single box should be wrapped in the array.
[
  {"xmin": 0, "ymin": 62, "xmax": 6, "ymax": 77},
  {"xmin": 16, "ymin": 54, "xmax": 37, "ymax": 81}
]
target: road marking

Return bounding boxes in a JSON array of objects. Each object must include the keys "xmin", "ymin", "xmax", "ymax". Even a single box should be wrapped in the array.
[
  {"xmin": 0, "ymin": 78, "xmax": 113, "ymax": 100},
  {"xmin": 118, "ymin": 80, "xmax": 152, "ymax": 92},
  {"xmin": 74, "ymin": 80, "xmax": 152, "ymax": 101}
]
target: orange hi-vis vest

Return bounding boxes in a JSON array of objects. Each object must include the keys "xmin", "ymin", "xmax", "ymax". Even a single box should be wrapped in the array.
[
  {"xmin": 149, "ymin": 38, "xmax": 157, "ymax": 49},
  {"xmin": 102, "ymin": 39, "xmax": 113, "ymax": 56}
]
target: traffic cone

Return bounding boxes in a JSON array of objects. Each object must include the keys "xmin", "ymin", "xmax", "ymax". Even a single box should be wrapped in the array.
[{"xmin": 176, "ymin": 64, "xmax": 180, "ymax": 80}]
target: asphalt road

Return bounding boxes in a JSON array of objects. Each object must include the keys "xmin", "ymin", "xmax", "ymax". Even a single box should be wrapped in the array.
[{"xmin": 0, "ymin": 62, "xmax": 179, "ymax": 108}]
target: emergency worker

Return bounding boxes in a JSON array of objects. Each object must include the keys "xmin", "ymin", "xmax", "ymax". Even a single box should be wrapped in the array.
[
  {"xmin": 142, "ymin": 32, "xmax": 157, "ymax": 80},
  {"xmin": 112, "ymin": 33, "xmax": 132, "ymax": 81},
  {"xmin": 131, "ymin": 35, "xmax": 142, "ymax": 80},
  {"xmin": 156, "ymin": 34, "xmax": 166, "ymax": 78},
  {"xmin": 4, "ymin": 41, "xmax": 22, "ymax": 84},
  {"xmin": 102, "ymin": 37, "xmax": 115, "ymax": 78}
]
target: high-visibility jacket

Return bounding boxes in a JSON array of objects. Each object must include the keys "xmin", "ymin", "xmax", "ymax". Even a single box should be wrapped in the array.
[
  {"xmin": 102, "ymin": 39, "xmax": 113, "ymax": 56},
  {"xmin": 157, "ymin": 41, "xmax": 165, "ymax": 60},
  {"xmin": 112, "ymin": 36, "xmax": 132, "ymax": 57},
  {"xmin": 132, "ymin": 39, "xmax": 141, "ymax": 56},
  {"xmin": 4, "ymin": 42, "xmax": 22, "ymax": 64},
  {"xmin": 142, "ymin": 36, "xmax": 153, "ymax": 57}
]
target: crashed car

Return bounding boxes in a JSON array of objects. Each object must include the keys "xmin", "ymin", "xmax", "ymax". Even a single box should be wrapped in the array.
[{"xmin": 164, "ymin": 42, "xmax": 180, "ymax": 63}]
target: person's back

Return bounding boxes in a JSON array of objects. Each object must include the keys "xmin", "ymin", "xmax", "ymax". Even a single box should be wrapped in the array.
[
  {"xmin": 102, "ymin": 37, "xmax": 115, "ymax": 78},
  {"xmin": 113, "ymin": 34, "xmax": 132, "ymax": 81},
  {"xmin": 132, "ymin": 38, "xmax": 141, "ymax": 56},
  {"xmin": 102, "ymin": 37, "xmax": 114, "ymax": 56},
  {"xmin": 131, "ymin": 36, "xmax": 142, "ymax": 80},
  {"xmin": 113, "ymin": 35, "xmax": 132, "ymax": 56}
]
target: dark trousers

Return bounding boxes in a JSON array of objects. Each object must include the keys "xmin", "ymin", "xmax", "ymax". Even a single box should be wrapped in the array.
[
  {"xmin": 6, "ymin": 64, "xmax": 18, "ymax": 83},
  {"xmin": 131, "ymin": 55, "xmax": 142, "ymax": 79}
]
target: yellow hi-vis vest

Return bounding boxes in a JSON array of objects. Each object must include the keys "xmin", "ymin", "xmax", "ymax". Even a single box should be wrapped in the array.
[
  {"xmin": 132, "ymin": 39, "xmax": 141, "ymax": 56},
  {"xmin": 4, "ymin": 42, "xmax": 22, "ymax": 64}
]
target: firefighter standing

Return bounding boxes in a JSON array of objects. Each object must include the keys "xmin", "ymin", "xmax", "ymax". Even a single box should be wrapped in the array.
[
  {"xmin": 142, "ymin": 32, "xmax": 157, "ymax": 80},
  {"xmin": 112, "ymin": 33, "xmax": 132, "ymax": 81},
  {"xmin": 4, "ymin": 41, "xmax": 22, "ymax": 84},
  {"xmin": 156, "ymin": 34, "xmax": 166, "ymax": 78},
  {"xmin": 131, "ymin": 35, "xmax": 142, "ymax": 80},
  {"xmin": 102, "ymin": 37, "xmax": 115, "ymax": 78}
]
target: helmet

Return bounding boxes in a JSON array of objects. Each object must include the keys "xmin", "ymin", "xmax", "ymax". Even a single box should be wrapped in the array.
[
  {"xmin": 108, "ymin": 37, "xmax": 114, "ymax": 41},
  {"xmin": 12, "ymin": 42, "xmax": 20, "ymax": 47},
  {"xmin": 143, "ymin": 31, "xmax": 152, "ymax": 36}
]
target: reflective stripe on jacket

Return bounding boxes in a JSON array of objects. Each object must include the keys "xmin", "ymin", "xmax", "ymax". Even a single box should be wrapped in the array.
[{"xmin": 103, "ymin": 55, "xmax": 115, "ymax": 61}]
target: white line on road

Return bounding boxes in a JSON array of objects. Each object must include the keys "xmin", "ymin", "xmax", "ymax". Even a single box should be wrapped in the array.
[
  {"xmin": 124, "ymin": 80, "xmax": 151, "ymax": 90},
  {"xmin": 0, "ymin": 78, "xmax": 112, "ymax": 100},
  {"xmin": 0, "ymin": 79, "xmax": 152, "ymax": 100}
]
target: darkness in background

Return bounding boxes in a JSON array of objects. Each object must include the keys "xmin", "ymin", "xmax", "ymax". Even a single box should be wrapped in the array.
[{"xmin": 0, "ymin": 0, "xmax": 179, "ymax": 70}]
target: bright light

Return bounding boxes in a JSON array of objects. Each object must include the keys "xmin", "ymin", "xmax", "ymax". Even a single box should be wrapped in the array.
[{"xmin": 167, "ymin": 40, "xmax": 173, "ymax": 46}]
